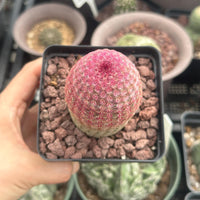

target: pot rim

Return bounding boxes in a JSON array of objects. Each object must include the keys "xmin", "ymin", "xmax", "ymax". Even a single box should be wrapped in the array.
[{"xmin": 91, "ymin": 11, "xmax": 193, "ymax": 82}]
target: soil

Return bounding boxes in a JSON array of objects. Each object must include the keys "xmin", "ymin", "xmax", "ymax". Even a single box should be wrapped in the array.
[
  {"xmin": 77, "ymin": 163, "xmax": 170, "ymax": 200},
  {"xmin": 106, "ymin": 22, "xmax": 179, "ymax": 75},
  {"xmin": 183, "ymin": 126, "xmax": 200, "ymax": 191},
  {"xmin": 39, "ymin": 51, "xmax": 162, "ymax": 161}
]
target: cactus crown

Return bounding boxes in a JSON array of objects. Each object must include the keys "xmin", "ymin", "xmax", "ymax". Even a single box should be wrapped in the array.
[
  {"xmin": 38, "ymin": 28, "xmax": 62, "ymax": 47},
  {"xmin": 116, "ymin": 33, "xmax": 160, "ymax": 51},
  {"xmin": 65, "ymin": 49, "xmax": 142, "ymax": 138},
  {"xmin": 81, "ymin": 158, "xmax": 166, "ymax": 200},
  {"xmin": 114, "ymin": 0, "xmax": 137, "ymax": 14}
]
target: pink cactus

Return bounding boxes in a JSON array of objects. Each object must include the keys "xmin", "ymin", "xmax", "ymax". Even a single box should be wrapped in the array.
[{"xmin": 65, "ymin": 49, "xmax": 142, "ymax": 137}]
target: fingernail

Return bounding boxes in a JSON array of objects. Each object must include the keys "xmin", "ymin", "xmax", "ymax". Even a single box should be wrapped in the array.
[{"xmin": 72, "ymin": 162, "xmax": 80, "ymax": 174}]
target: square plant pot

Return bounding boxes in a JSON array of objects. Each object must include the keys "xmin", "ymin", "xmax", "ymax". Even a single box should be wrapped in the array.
[
  {"xmin": 37, "ymin": 45, "xmax": 165, "ymax": 162},
  {"xmin": 181, "ymin": 111, "xmax": 200, "ymax": 193}
]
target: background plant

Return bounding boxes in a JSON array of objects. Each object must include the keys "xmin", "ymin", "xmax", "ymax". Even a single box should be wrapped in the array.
[{"xmin": 81, "ymin": 158, "xmax": 166, "ymax": 200}]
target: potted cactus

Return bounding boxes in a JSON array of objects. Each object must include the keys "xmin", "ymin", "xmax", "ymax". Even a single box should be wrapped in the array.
[
  {"xmin": 96, "ymin": 0, "xmax": 138, "ymax": 22},
  {"xmin": 37, "ymin": 45, "xmax": 164, "ymax": 162},
  {"xmin": 73, "ymin": 135, "xmax": 181, "ymax": 200},
  {"xmin": 91, "ymin": 11, "xmax": 193, "ymax": 96},
  {"xmin": 12, "ymin": 3, "xmax": 87, "ymax": 56},
  {"xmin": 18, "ymin": 178, "xmax": 74, "ymax": 200},
  {"xmin": 181, "ymin": 111, "xmax": 200, "ymax": 192}
]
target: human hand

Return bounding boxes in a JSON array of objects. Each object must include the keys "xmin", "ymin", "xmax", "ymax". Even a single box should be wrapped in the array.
[{"xmin": 0, "ymin": 58, "xmax": 79, "ymax": 200}]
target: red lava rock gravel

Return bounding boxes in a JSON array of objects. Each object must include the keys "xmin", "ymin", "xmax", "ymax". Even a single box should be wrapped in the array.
[{"xmin": 39, "ymin": 53, "xmax": 160, "ymax": 160}]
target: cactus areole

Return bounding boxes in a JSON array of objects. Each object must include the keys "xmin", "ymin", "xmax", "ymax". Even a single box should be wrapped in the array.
[{"xmin": 65, "ymin": 49, "xmax": 142, "ymax": 137}]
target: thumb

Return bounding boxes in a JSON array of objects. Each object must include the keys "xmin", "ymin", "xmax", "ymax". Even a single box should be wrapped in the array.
[{"xmin": 28, "ymin": 153, "xmax": 79, "ymax": 185}]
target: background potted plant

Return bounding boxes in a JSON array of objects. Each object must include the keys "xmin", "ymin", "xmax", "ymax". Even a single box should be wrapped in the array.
[
  {"xmin": 37, "ymin": 45, "xmax": 165, "ymax": 162},
  {"xmin": 181, "ymin": 111, "xmax": 200, "ymax": 193},
  {"xmin": 91, "ymin": 11, "xmax": 193, "ymax": 96},
  {"xmin": 73, "ymin": 135, "xmax": 181, "ymax": 200},
  {"xmin": 18, "ymin": 177, "xmax": 74, "ymax": 200},
  {"xmin": 12, "ymin": 3, "xmax": 87, "ymax": 56},
  {"xmin": 73, "ymin": 115, "xmax": 181, "ymax": 200}
]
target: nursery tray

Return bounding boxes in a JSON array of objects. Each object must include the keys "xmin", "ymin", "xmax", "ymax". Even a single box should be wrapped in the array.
[
  {"xmin": 181, "ymin": 111, "xmax": 200, "ymax": 193},
  {"xmin": 37, "ymin": 45, "xmax": 165, "ymax": 162}
]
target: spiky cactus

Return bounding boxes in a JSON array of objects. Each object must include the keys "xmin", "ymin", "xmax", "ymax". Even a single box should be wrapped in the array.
[
  {"xmin": 18, "ymin": 184, "xmax": 57, "ymax": 200},
  {"xmin": 185, "ymin": 6, "xmax": 200, "ymax": 50},
  {"xmin": 114, "ymin": 0, "xmax": 137, "ymax": 14},
  {"xmin": 189, "ymin": 6, "xmax": 200, "ymax": 32},
  {"xmin": 81, "ymin": 158, "xmax": 166, "ymax": 200},
  {"xmin": 116, "ymin": 33, "xmax": 160, "ymax": 51},
  {"xmin": 185, "ymin": 26, "xmax": 200, "ymax": 46},
  {"xmin": 38, "ymin": 28, "xmax": 62, "ymax": 47},
  {"xmin": 65, "ymin": 49, "xmax": 142, "ymax": 138}
]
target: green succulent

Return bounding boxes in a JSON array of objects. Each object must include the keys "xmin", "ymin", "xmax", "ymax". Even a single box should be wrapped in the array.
[
  {"xmin": 81, "ymin": 158, "xmax": 166, "ymax": 200},
  {"xmin": 38, "ymin": 28, "xmax": 62, "ymax": 47},
  {"xmin": 18, "ymin": 184, "xmax": 57, "ymax": 200},
  {"xmin": 185, "ymin": 26, "xmax": 200, "ymax": 47},
  {"xmin": 116, "ymin": 33, "xmax": 160, "ymax": 51},
  {"xmin": 114, "ymin": 0, "xmax": 137, "ymax": 14},
  {"xmin": 188, "ymin": 6, "xmax": 200, "ymax": 33},
  {"xmin": 191, "ymin": 139, "xmax": 200, "ymax": 176}
]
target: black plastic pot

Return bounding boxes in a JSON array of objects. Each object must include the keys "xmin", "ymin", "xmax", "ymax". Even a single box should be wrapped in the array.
[
  {"xmin": 185, "ymin": 192, "xmax": 200, "ymax": 200},
  {"xmin": 37, "ymin": 45, "xmax": 165, "ymax": 162},
  {"xmin": 181, "ymin": 111, "xmax": 200, "ymax": 192}
]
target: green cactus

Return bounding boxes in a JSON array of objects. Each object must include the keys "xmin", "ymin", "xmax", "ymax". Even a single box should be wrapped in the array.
[
  {"xmin": 38, "ymin": 28, "xmax": 62, "ymax": 47},
  {"xmin": 116, "ymin": 33, "xmax": 160, "ymax": 51},
  {"xmin": 81, "ymin": 158, "xmax": 166, "ymax": 200},
  {"xmin": 18, "ymin": 184, "xmax": 57, "ymax": 200},
  {"xmin": 189, "ymin": 6, "xmax": 200, "ymax": 32},
  {"xmin": 191, "ymin": 139, "xmax": 200, "ymax": 166},
  {"xmin": 185, "ymin": 26, "xmax": 200, "ymax": 46},
  {"xmin": 191, "ymin": 139, "xmax": 200, "ymax": 177},
  {"xmin": 114, "ymin": 0, "xmax": 137, "ymax": 14}
]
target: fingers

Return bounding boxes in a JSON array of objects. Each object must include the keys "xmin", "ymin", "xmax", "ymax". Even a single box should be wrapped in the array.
[
  {"xmin": 21, "ymin": 104, "xmax": 38, "ymax": 152},
  {"xmin": 29, "ymin": 153, "xmax": 79, "ymax": 185},
  {"xmin": 1, "ymin": 58, "xmax": 42, "ymax": 120}
]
